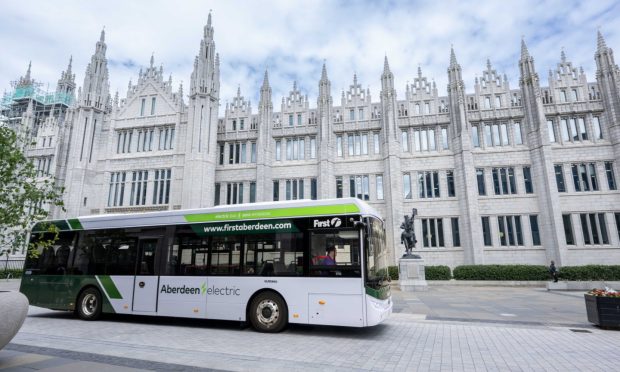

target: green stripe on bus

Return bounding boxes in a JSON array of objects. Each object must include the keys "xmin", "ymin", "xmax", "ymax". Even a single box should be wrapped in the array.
[
  {"xmin": 32, "ymin": 220, "xmax": 71, "ymax": 232},
  {"xmin": 184, "ymin": 204, "xmax": 361, "ymax": 223},
  {"xmin": 68, "ymin": 218, "xmax": 83, "ymax": 230},
  {"xmin": 98, "ymin": 276, "xmax": 123, "ymax": 299}
]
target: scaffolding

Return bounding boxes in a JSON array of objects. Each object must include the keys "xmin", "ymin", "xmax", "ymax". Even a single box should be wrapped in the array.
[
  {"xmin": 0, "ymin": 78, "xmax": 73, "ymax": 141},
  {"xmin": 1, "ymin": 85, "xmax": 73, "ymax": 112}
]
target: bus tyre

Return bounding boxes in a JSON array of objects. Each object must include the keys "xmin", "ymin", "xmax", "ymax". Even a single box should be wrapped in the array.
[
  {"xmin": 77, "ymin": 288, "xmax": 102, "ymax": 321},
  {"xmin": 249, "ymin": 291, "xmax": 288, "ymax": 333}
]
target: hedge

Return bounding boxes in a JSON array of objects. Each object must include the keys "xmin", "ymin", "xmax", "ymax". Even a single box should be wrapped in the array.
[
  {"xmin": 558, "ymin": 265, "xmax": 620, "ymax": 281},
  {"xmin": 452, "ymin": 265, "xmax": 549, "ymax": 281},
  {"xmin": 387, "ymin": 266, "xmax": 399, "ymax": 281},
  {"xmin": 425, "ymin": 265, "xmax": 452, "ymax": 280},
  {"xmin": 0, "ymin": 269, "xmax": 22, "ymax": 279}
]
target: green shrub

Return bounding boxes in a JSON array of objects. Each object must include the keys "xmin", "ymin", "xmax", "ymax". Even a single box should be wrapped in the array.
[
  {"xmin": 452, "ymin": 265, "xmax": 549, "ymax": 280},
  {"xmin": 0, "ymin": 269, "xmax": 22, "ymax": 279},
  {"xmin": 558, "ymin": 265, "xmax": 620, "ymax": 281},
  {"xmin": 388, "ymin": 266, "xmax": 399, "ymax": 281},
  {"xmin": 425, "ymin": 265, "xmax": 452, "ymax": 280}
]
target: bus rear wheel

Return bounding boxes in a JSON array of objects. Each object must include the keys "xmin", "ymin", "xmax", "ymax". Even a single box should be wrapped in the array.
[
  {"xmin": 249, "ymin": 291, "xmax": 288, "ymax": 333},
  {"xmin": 76, "ymin": 287, "xmax": 102, "ymax": 321}
]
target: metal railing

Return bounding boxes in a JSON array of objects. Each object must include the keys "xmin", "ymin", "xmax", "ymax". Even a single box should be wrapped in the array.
[{"xmin": 2, "ymin": 257, "xmax": 25, "ymax": 272}]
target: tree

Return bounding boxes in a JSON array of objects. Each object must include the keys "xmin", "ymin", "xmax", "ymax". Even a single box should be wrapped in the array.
[{"xmin": 0, "ymin": 125, "xmax": 64, "ymax": 257}]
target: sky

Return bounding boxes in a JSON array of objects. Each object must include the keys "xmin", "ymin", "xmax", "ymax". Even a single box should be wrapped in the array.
[{"xmin": 1, "ymin": 0, "xmax": 619, "ymax": 111}]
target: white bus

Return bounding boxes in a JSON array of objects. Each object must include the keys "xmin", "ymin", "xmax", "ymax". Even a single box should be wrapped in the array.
[{"xmin": 20, "ymin": 198, "xmax": 392, "ymax": 332}]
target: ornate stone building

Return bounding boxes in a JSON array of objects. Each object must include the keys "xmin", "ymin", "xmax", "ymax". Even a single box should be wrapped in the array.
[{"xmin": 2, "ymin": 15, "xmax": 620, "ymax": 267}]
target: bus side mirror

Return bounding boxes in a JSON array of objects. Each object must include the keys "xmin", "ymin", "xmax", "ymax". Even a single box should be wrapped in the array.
[{"xmin": 353, "ymin": 221, "xmax": 366, "ymax": 229}]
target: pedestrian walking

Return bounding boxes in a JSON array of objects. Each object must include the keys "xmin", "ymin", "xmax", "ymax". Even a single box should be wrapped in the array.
[{"xmin": 549, "ymin": 260, "xmax": 558, "ymax": 282}]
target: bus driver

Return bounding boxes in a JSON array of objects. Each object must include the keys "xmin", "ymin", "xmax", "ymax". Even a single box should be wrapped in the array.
[{"xmin": 321, "ymin": 246, "xmax": 337, "ymax": 265}]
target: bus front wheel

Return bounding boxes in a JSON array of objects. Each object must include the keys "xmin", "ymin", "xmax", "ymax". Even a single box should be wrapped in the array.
[
  {"xmin": 249, "ymin": 291, "xmax": 288, "ymax": 333},
  {"xmin": 76, "ymin": 287, "xmax": 102, "ymax": 321}
]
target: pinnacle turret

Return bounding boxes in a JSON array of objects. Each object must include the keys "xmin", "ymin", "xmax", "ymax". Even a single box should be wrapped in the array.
[
  {"xmin": 597, "ymin": 30, "xmax": 607, "ymax": 51},
  {"xmin": 100, "ymin": 27, "xmax": 105, "ymax": 42},
  {"xmin": 450, "ymin": 46, "xmax": 458, "ymax": 67},
  {"xmin": 520, "ymin": 38, "xmax": 530, "ymax": 60},
  {"xmin": 383, "ymin": 55, "xmax": 391, "ymax": 74},
  {"xmin": 320, "ymin": 61, "xmax": 328, "ymax": 81},
  {"xmin": 261, "ymin": 69, "xmax": 270, "ymax": 89}
]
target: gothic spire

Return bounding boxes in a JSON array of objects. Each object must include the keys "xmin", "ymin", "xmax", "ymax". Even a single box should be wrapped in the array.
[
  {"xmin": 450, "ymin": 46, "xmax": 458, "ymax": 67},
  {"xmin": 560, "ymin": 48, "xmax": 566, "ymax": 63},
  {"xmin": 67, "ymin": 56, "xmax": 73, "ymax": 75},
  {"xmin": 321, "ymin": 61, "xmax": 328, "ymax": 81},
  {"xmin": 383, "ymin": 55, "xmax": 391, "ymax": 74},
  {"xmin": 597, "ymin": 30, "xmax": 607, "ymax": 51},
  {"xmin": 25, "ymin": 61, "xmax": 32, "ymax": 81},
  {"xmin": 262, "ymin": 69, "xmax": 270, "ymax": 89},
  {"xmin": 520, "ymin": 38, "xmax": 530, "ymax": 60},
  {"xmin": 100, "ymin": 27, "xmax": 105, "ymax": 42}
]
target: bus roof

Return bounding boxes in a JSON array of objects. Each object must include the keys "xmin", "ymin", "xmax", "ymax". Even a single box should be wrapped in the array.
[{"xmin": 33, "ymin": 198, "xmax": 383, "ymax": 232}]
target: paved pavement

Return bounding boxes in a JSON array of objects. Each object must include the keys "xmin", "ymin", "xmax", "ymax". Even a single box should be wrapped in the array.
[{"xmin": 1, "ymin": 279, "xmax": 618, "ymax": 371}]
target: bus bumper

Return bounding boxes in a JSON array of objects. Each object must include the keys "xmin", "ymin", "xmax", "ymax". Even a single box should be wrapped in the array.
[{"xmin": 365, "ymin": 294, "xmax": 392, "ymax": 326}]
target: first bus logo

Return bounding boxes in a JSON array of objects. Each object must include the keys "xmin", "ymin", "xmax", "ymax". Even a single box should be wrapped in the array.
[{"xmin": 313, "ymin": 217, "xmax": 342, "ymax": 228}]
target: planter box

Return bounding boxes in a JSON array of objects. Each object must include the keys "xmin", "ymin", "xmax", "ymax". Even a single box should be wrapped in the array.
[{"xmin": 584, "ymin": 294, "xmax": 620, "ymax": 329}]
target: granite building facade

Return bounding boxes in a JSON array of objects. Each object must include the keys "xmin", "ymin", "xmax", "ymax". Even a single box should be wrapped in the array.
[{"xmin": 3, "ymin": 15, "xmax": 620, "ymax": 267}]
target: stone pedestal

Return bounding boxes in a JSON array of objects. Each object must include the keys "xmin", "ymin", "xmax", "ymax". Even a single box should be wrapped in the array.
[{"xmin": 399, "ymin": 258, "xmax": 428, "ymax": 292}]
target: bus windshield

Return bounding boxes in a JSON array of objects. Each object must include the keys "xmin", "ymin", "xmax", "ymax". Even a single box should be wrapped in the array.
[{"xmin": 365, "ymin": 217, "xmax": 389, "ymax": 294}]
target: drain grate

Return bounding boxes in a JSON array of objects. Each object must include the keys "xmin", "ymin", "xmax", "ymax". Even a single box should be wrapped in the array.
[{"xmin": 569, "ymin": 329, "xmax": 592, "ymax": 333}]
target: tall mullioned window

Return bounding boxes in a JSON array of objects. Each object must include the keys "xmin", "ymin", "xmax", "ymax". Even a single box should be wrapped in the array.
[
  {"xmin": 560, "ymin": 117, "xmax": 587, "ymax": 143},
  {"xmin": 562, "ymin": 214, "xmax": 575, "ymax": 245},
  {"xmin": 497, "ymin": 215, "xmax": 523, "ymax": 246},
  {"xmin": 492, "ymin": 167, "xmax": 517, "ymax": 195},
  {"xmin": 547, "ymin": 119, "xmax": 556, "ymax": 142},
  {"xmin": 451, "ymin": 218, "xmax": 460, "ymax": 247},
  {"xmin": 422, "ymin": 218, "xmax": 444, "ymax": 247},
  {"xmin": 336, "ymin": 177, "xmax": 343, "ymax": 198},
  {"xmin": 554, "ymin": 165, "xmax": 566, "ymax": 192},
  {"xmin": 605, "ymin": 162, "xmax": 617, "ymax": 190},
  {"xmin": 376, "ymin": 175, "xmax": 384, "ymax": 200},
  {"xmin": 214, "ymin": 183, "xmax": 220, "ymax": 206},
  {"xmin": 153, "ymin": 169, "xmax": 171, "ymax": 205},
  {"xmin": 285, "ymin": 179, "xmax": 304, "ymax": 200},
  {"xmin": 481, "ymin": 217, "xmax": 492, "ymax": 246},
  {"xmin": 349, "ymin": 175, "xmax": 369, "ymax": 200},
  {"xmin": 403, "ymin": 174, "xmax": 412, "ymax": 199},
  {"xmin": 226, "ymin": 182, "xmax": 243, "ymax": 205},
  {"xmin": 476, "ymin": 168, "xmax": 486, "ymax": 195},
  {"xmin": 273, "ymin": 181, "xmax": 279, "ymax": 201},
  {"xmin": 523, "ymin": 166, "xmax": 534, "ymax": 194},
  {"xmin": 311, "ymin": 178, "xmax": 317, "ymax": 200},
  {"xmin": 580, "ymin": 213, "xmax": 609, "ymax": 245},
  {"xmin": 471, "ymin": 125, "xmax": 480, "ymax": 147},
  {"xmin": 593, "ymin": 117, "xmax": 603, "ymax": 140},
  {"xmin": 571, "ymin": 163, "xmax": 598, "ymax": 191},
  {"xmin": 447, "ymin": 170, "xmax": 455, "ymax": 197},
  {"xmin": 129, "ymin": 170, "xmax": 148, "ymax": 206},
  {"xmin": 108, "ymin": 172, "xmax": 126, "ymax": 207},
  {"xmin": 418, "ymin": 171, "xmax": 440, "ymax": 198},
  {"xmin": 530, "ymin": 215, "xmax": 541, "ymax": 246},
  {"xmin": 249, "ymin": 182, "xmax": 256, "ymax": 203}
]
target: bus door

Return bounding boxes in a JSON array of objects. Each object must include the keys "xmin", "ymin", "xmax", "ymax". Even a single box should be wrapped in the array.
[{"xmin": 133, "ymin": 238, "xmax": 159, "ymax": 312}]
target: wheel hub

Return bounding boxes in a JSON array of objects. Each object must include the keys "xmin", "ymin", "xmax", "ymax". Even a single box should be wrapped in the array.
[
  {"xmin": 256, "ymin": 299, "xmax": 279, "ymax": 327},
  {"xmin": 82, "ymin": 293, "xmax": 97, "ymax": 316}
]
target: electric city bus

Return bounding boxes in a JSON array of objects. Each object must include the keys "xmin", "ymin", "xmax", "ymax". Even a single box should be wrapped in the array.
[{"xmin": 20, "ymin": 198, "xmax": 392, "ymax": 332}]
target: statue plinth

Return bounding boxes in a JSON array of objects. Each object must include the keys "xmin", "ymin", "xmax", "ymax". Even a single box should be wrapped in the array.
[{"xmin": 398, "ymin": 257, "xmax": 428, "ymax": 292}]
